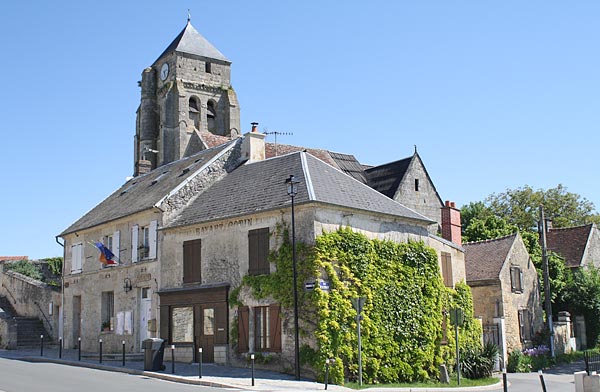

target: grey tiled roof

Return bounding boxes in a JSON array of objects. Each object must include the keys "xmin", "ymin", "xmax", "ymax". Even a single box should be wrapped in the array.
[
  {"xmin": 464, "ymin": 233, "xmax": 518, "ymax": 281},
  {"xmin": 60, "ymin": 142, "xmax": 236, "ymax": 236},
  {"xmin": 155, "ymin": 22, "xmax": 229, "ymax": 64},
  {"xmin": 167, "ymin": 152, "xmax": 434, "ymax": 228}
]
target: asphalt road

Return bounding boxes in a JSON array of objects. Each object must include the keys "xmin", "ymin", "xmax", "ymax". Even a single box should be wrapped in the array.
[
  {"xmin": 504, "ymin": 370, "xmax": 577, "ymax": 392},
  {"xmin": 0, "ymin": 358, "xmax": 235, "ymax": 392}
]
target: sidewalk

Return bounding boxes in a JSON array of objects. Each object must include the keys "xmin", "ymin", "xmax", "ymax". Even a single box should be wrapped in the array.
[{"xmin": 0, "ymin": 347, "xmax": 503, "ymax": 391}]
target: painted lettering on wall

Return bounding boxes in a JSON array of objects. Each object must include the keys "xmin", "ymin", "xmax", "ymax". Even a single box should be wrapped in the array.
[{"xmin": 196, "ymin": 218, "xmax": 254, "ymax": 234}]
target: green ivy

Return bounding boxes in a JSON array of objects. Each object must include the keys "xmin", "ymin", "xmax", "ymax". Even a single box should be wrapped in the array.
[{"xmin": 232, "ymin": 227, "xmax": 481, "ymax": 385}]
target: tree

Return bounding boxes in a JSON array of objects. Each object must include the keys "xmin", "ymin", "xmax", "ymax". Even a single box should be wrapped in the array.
[
  {"xmin": 485, "ymin": 184, "xmax": 597, "ymax": 231},
  {"xmin": 563, "ymin": 266, "xmax": 600, "ymax": 347}
]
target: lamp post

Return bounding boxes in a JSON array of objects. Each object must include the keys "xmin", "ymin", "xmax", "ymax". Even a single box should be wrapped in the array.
[{"xmin": 286, "ymin": 174, "xmax": 301, "ymax": 380}]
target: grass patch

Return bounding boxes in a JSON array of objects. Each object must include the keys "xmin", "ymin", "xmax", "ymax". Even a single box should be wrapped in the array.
[{"xmin": 345, "ymin": 375, "xmax": 500, "ymax": 389}]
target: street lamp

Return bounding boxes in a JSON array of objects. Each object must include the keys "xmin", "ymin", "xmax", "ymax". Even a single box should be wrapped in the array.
[{"xmin": 286, "ymin": 174, "xmax": 301, "ymax": 380}]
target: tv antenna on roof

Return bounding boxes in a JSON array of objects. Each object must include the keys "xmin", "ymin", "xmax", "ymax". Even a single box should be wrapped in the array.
[{"xmin": 264, "ymin": 129, "xmax": 293, "ymax": 157}]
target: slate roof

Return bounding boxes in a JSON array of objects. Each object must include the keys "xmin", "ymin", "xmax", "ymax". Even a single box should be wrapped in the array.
[
  {"xmin": 364, "ymin": 156, "xmax": 412, "ymax": 198},
  {"xmin": 60, "ymin": 141, "xmax": 237, "ymax": 236},
  {"xmin": 167, "ymin": 152, "xmax": 434, "ymax": 229},
  {"xmin": 155, "ymin": 21, "xmax": 229, "ymax": 64},
  {"xmin": 464, "ymin": 233, "xmax": 518, "ymax": 282},
  {"xmin": 546, "ymin": 224, "xmax": 594, "ymax": 268},
  {"xmin": 329, "ymin": 152, "xmax": 368, "ymax": 184}
]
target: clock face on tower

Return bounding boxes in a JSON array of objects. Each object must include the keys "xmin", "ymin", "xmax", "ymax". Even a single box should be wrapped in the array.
[{"xmin": 160, "ymin": 63, "xmax": 169, "ymax": 81}]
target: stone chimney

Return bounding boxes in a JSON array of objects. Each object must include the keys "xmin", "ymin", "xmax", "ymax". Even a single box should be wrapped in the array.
[
  {"xmin": 136, "ymin": 159, "xmax": 152, "ymax": 175},
  {"xmin": 241, "ymin": 122, "xmax": 265, "ymax": 163},
  {"xmin": 441, "ymin": 200, "xmax": 462, "ymax": 245}
]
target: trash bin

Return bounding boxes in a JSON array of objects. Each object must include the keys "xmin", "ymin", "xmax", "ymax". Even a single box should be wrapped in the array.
[{"xmin": 143, "ymin": 338, "xmax": 166, "ymax": 371}]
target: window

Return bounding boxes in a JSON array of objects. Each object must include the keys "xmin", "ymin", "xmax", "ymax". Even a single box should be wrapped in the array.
[
  {"xmin": 102, "ymin": 231, "xmax": 120, "ymax": 268},
  {"xmin": 441, "ymin": 252, "xmax": 453, "ymax": 287},
  {"xmin": 510, "ymin": 266, "xmax": 523, "ymax": 293},
  {"xmin": 132, "ymin": 221, "xmax": 157, "ymax": 262},
  {"xmin": 203, "ymin": 308, "xmax": 215, "ymax": 335},
  {"xmin": 71, "ymin": 243, "xmax": 83, "ymax": 273},
  {"xmin": 518, "ymin": 309, "xmax": 532, "ymax": 342},
  {"xmin": 183, "ymin": 239, "xmax": 202, "ymax": 284},
  {"xmin": 207, "ymin": 100, "xmax": 216, "ymax": 132},
  {"xmin": 238, "ymin": 304, "xmax": 281, "ymax": 353},
  {"xmin": 189, "ymin": 97, "xmax": 200, "ymax": 129},
  {"xmin": 205, "ymin": 62, "xmax": 211, "ymax": 73},
  {"xmin": 415, "ymin": 178, "xmax": 420, "ymax": 192},
  {"xmin": 101, "ymin": 291, "xmax": 114, "ymax": 331},
  {"xmin": 105, "ymin": 235, "xmax": 113, "ymax": 251},
  {"xmin": 171, "ymin": 307, "xmax": 194, "ymax": 343},
  {"xmin": 248, "ymin": 228, "xmax": 270, "ymax": 275}
]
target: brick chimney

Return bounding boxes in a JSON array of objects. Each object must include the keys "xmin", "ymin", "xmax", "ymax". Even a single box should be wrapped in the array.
[
  {"xmin": 441, "ymin": 200, "xmax": 462, "ymax": 245},
  {"xmin": 241, "ymin": 122, "xmax": 265, "ymax": 163},
  {"xmin": 136, "ymin": 159, "xmax": 152, "ymax": 175}
]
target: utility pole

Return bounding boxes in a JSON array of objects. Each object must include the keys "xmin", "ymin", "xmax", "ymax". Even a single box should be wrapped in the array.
[{"xmin": 539, "ymin": 205, "xmax": 555, "ymax": 357}]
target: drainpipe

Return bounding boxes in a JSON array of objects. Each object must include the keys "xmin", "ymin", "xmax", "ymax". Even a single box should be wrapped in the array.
[{"xmin": 55, "ymin": 236, "xmax": 65, "ymax": 343}]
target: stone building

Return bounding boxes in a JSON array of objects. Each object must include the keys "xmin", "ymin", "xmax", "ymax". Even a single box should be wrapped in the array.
[
  {"xmin": 464, "ymin": 233, "xmax": 543, "ymax": 366},
  {"xmin": 58, "ymin": 20, "xmax": 468, "ymax": 370},
  {"xmin": 545, "ymin": 223, "xmax": 600, "ymax": 349}
]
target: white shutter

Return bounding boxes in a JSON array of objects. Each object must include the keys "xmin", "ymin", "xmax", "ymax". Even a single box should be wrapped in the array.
[
  {"xmin": 132, "ymin": 225, "xmax": 139, "ymax": 263},
  {"xmin": 113, "ymin": 231, "xmax": 120, "ymax": 262},
  {"xmin": 71, "ymin": 243, "xmax": 82, "ymax": 273},
  {"xmin": 149, "ymin": 220, "xmax": 158, "ymax": 259}
]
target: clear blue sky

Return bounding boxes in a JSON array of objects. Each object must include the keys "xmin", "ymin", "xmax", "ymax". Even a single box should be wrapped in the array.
[{"xmin": 1, "ymin": 1, "xmax": 599, "ymax": 259}]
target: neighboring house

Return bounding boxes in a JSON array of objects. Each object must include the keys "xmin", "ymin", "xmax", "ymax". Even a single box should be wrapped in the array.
[
  {"xmin": 464, "ymin": 233, "xmax": 543, "ymax": 365},
  {"xmin": 545, "ymin": 223, "xmax": 600, "ymax": 350},
  {"xmin": 546, "ymin": 223, "xmax": 600, "ymax": 270},
  {"xmin": 58, "ymin": 20, "xmax": 469, "ymax": 372}
]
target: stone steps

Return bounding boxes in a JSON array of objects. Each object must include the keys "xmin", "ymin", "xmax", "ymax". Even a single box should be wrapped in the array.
[{"xmin": 15, "ymin": 317, "xmax": 51, "ymax": 347}]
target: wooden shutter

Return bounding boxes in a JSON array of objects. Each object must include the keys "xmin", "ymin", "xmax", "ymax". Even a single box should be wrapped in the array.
[
  {"xmin": 132, "ymin": 225, "xmax": 139, "ymax": 263},
  {"xmin": 269, "ymin": 304, "xmax": 282, "ymax": 352},
  {"xmin": 249, "ymin": 228, "xmax": 269, "ymax": 275},
  {"xmin": 149, "ymin": 220, "xmax": 158, "ymax": 259},
  {"xmin": 238, "ymin": 306, "xmax": 249, "ymax": 352},
  {"xmin": 215, "ymin": 302, "xmax": 228, "ymax": 344},
  {"xmin": 248, "ymin": 230, "xmax": 259, "ymax": 275},
  {"xmin": 160, "ymin": 305, "xmax": 169, "ymax": 341},
  {"xmin": 183, "ymin": 239, "xmax": 201, "ymax": 284}
]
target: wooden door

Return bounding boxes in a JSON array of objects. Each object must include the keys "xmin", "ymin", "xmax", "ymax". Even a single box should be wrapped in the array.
[{"xmin": 195, "ymin": 306, "xmax": 215, "ymax": 362}]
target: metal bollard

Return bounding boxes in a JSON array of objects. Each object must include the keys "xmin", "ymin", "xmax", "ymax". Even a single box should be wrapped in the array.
[
  {"xmin": 78, "ymin": 337, "xmax": 81, "ymax": 361},
  {"xmin": 171, "ymin": 345, "xmax": 175, "ymax": 374},
  {"xmin": 59, "ymin": 337, "xmax": 62, "ymax": 359},
  {"xmin": 198, "ymin": 347, "xmax": 203, "ymax": 378},
  {"xmin": 40, "ymin": 335, "xmax": 44, "ymax": 356},
  {"xmin": 251, "ymin": 354, "xmax": 255, "ymax": 386},
  {"xmin": 324, "ymin": 359, "xmax": 330, "ymax": 390},
  {"xmin": 122, "ymin": 340, "xmax": 126, "ymax": 367},
  {"xmin": 538, "ymin": 370, "xmax": 547, "ymax": 392},
  {"xmin": 99, "ymin": 339, "xmax": 103, "ymax": 364},
  {"xmin": 503, "ymin": 369, "xmax": 507, "ymax": 392}
]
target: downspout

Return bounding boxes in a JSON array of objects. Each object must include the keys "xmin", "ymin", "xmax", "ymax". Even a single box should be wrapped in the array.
[{"xmin": 55, "ymin": 236, "xmax": 65, "ymax": 343}]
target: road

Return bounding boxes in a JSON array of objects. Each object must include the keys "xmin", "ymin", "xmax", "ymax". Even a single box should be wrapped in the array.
[
  {"xmin": 0, "ymin": 358, "xmax": 235, "ymax": 392},
  {"xmin": 503, "ymin": 370, "xmax": 576, "ymax": 392}
]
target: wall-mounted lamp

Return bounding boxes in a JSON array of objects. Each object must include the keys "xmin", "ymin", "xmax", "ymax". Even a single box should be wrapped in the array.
[{"xmin": 123, "ymin": 278, "xmax": 132, "ymax": 293}]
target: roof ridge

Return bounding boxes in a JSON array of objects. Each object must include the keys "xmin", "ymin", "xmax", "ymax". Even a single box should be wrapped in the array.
[
  {"xmin": 548, "ymin": 223, "xmax": 594, "ymax": 232},
  {"xmin": 463, "ymin": 232, "xmax": 518, "ymax": 245}
]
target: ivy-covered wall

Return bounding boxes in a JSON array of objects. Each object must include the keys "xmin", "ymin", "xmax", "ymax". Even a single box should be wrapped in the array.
[{"xmin": 233, "ymin": 227, "xmax": 482, "ymax": 385}]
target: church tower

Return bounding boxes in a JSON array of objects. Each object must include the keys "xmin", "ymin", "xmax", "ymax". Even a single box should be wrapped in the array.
[{"xmin": 134, "ymin": 20, "xmax": 241, "ymax": 175}]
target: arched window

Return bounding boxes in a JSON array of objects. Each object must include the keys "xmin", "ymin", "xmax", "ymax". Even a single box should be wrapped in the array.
[
  {"xmin": 207, "ymin": 100, "xmax": 216, "ymax": 132},
  {"xmin": 189, "ymin": 97, "xmax": 200, "ymax": 130}
]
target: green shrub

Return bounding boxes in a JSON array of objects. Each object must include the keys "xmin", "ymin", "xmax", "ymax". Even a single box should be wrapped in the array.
[
  {"xmin": 460, "ymin": 342, "xmax": 498, "ymax": 379},
  {"xmin": 507, "ymin": 350, "xmax": 532, "ymax": 373},
  {"xmin": 5, "ymin": 259, "xmax": 43, "ymax": 281}
]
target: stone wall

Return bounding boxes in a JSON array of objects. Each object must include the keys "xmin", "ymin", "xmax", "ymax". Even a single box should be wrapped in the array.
[
  {"xmin": 0, "ymin": 270, "xmax": 61, "ymax": 340},
  {"xmin": 393, "ymin": 154, "xmax": 443, "ymax": 232}
]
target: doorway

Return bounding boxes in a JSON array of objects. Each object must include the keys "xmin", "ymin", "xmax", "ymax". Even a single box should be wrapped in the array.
[
  {"xmin": 139, "ymin": 287, "xmax": 152, "ymax": 350},
  {"xmin": 195, "ymin": 306, "xmax": 215, "ymax": 362},
  {"xmin": 72, "ymin": 296, "xmax": 81, "ymax": 348}
]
